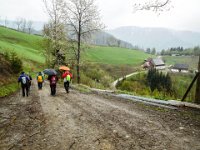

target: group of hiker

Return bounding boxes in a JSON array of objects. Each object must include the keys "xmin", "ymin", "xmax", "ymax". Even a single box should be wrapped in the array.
[{"xmin": 18, "ymin": 70, "xmax": 73, "ymax": 97}]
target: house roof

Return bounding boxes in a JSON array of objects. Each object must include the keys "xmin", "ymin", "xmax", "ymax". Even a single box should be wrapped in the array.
[
  {"xmin": 152, "ymin": 58, "xmax": 165, "ymax": 66},
  {"xmin": 173, "ymin": 64, "xmax": 189, "ymax": 70}
]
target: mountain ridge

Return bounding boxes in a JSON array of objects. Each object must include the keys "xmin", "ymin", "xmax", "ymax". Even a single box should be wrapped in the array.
[{"xmin": 107, "ymin": 26, "xmax": 200, "ymax": 51}]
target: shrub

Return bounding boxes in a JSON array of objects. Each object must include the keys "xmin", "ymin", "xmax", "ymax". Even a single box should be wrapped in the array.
[
  {"xmin": 119, "ymin": 80, "xmax": 134, "ymax": 91},
  {"xmin": 10, "ymin": 52, "xmax": 23, "ymax": 74},
  {"xmin": 79, "ymin": 63, "xmax": 114, "ymax": 89},
  {"xmin": 3, "ymin": 51, "xmax": 10, "ymax": 60}
]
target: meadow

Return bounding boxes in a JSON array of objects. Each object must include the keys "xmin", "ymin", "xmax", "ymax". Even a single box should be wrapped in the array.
[
  {"xmin": 84, "ymin": 46, "xmax": 153, "ymax": 65},
  {"xmin": 163, "ymin": 55, "xmax": 198, "ymax": 70},
  {"xmin": 0, "ymin": 26, "xmax": 44, "ymax": 63}
]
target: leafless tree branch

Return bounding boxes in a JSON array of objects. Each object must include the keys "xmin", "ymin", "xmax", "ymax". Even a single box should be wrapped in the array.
[{"xmin": 133, "ymin": 0, "xmax": 171, "ymax": 12}]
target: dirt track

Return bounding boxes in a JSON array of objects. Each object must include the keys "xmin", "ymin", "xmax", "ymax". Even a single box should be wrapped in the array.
[{"xmin": 0, "ymin": 80, "xmax": 200, "ymax": 150}]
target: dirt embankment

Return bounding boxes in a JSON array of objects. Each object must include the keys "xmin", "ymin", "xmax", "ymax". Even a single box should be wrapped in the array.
[
  {"xmin": 0, "ymin": 54, "xmax": 15, "ymax": 85},
  {"xmin": 0, "ymin": 80, "xmax": 200, "ymax": 150}
]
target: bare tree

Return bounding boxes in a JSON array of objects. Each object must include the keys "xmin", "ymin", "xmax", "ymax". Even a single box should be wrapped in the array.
[
  {"xmin": 43, "ymin": 0, "xmax": 68, "ymax": 67},
  {"xmin": 27, "ymin": 20, "xmax": 33, "ymax": 34},
  {"xmin": 4, "ymin": 17, "xmax": 8, "ymax": 27},
  {"xmin": 66, "ymin": 0, "xmax": 104, "ymax": 84},
  {"xmin": 133, "ymin": 0, "xmax": 171, "ymax": 12},
  {"xmin": 21, "ymin": 19, "xmax": 27, "ymax": 32},
  {"xmin": 15, "ymin": 18, "xmax": 23, "ymax": 31},
  {"xmin": 43, "ymin": 24, "xmax": 53, "ymax": 68},
  {"xmin": 43, "ymin": 0, "xmax": 67, "ymax": 23}
]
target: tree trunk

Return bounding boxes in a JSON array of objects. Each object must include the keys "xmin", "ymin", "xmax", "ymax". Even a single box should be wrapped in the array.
[
  {"xmin": 77, "ymin": 41, "xmax": 80, "ymax": 84},
  {"xmin": 195, "ymin": 55, "xmax": 200, "ymax": 104},
  {"xmin": 77, "ymin": 21, "xmax": 81, "ymax": 84}
]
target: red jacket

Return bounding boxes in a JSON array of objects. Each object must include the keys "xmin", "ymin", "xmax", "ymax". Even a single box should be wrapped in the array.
[{"xmin": 62, "ymin": 71, "xmax": 73, "ymax": 79}]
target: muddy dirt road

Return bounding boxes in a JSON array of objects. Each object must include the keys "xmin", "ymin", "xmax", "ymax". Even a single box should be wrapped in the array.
[{"xmin": 0, "ymin": 80, "xmax": 200, "ymax": 150}]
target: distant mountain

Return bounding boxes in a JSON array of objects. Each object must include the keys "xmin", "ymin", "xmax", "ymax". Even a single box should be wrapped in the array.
[
  {"xmin": 107, "ymin": 26, "xmax": 200, "ymax": 51},
  {"xmin": 89, "ymin": 31, "xmax": 133, "ymax": 49}
]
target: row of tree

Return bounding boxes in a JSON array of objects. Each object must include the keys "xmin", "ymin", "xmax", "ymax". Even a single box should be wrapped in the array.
[
  {"xmin": 14, "ymin": 18, "xmax": 33, "ymax": 34},
  {"xmin": 0, "ymin": 17, "xmax": 34, "ymax": 34},
  {"xmin": 146, "ymin": 48, "xmax": 156, "ymax": 55},
  {"xmin": 160, "ymin": 46, "xmax": 200, "ymax": 56}
]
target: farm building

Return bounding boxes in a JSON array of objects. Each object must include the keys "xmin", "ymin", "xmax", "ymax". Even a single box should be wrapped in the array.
[
  {"xmin": 143, "ymin": 58, "xmax": 165, "ymax": 70},
  {"xmin": 171, "ymin": 64, "xmax": 189, "ymax": 73},
  {"xmin": 171, "ymin": 54, "xmax": 180, "ymax": 56}
]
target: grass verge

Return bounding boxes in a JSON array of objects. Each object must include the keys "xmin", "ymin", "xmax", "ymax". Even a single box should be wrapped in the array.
[{"xmin": 0, "ymin": 82, "xmax": 20, "ymax": 98}]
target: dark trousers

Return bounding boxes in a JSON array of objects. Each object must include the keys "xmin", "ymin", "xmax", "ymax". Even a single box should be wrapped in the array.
[
  {"xmin": 21, "ymin": 84, "xmax": 29, "ymax": 97},
  {"xmin": 28, "ymin": 81, "xmax": 31, "ymax": 91},
  {"xmin": 64, "ymin": 81, "xmax": 70, "ymax": 93},
  {"xmin": 38, "ymin": 82, "xmax": 43, "ymax": 89},
  {"xmin": 50, "ymin": 84, "xmax": 56, "ymax": 95}
]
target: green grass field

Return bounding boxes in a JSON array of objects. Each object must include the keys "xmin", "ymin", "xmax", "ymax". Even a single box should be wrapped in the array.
[
  {"xmin": 0, "ymin": 26, "xmax": 45, "ymax": 63},
  {"xmin": 163, "ymin": 56, "xmax": 198, "ymax": 70},
  {"xmin": 84, "ymin": 46, "xmax": 153, "ymax": 65}
]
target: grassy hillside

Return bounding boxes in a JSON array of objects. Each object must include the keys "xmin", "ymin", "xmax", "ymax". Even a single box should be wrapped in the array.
[
  {"xmin": 0, "ymin": 27, "xmax": 45, "ymax": 97},
  {"xmin": 84, "ymin": 46, "xmax": 153, "ymax": 65},
  {"xmin": 0, "ymin": 26, "xmax": 44, "ymax": 63}
]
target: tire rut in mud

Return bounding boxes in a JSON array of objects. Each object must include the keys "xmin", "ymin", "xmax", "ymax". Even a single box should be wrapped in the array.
[{"xmin": 0, "ymin": 83, "xmax": 46, "ymax": 150}]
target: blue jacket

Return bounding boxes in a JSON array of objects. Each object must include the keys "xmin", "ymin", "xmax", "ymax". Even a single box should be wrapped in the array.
[{"xmin": 18, "ymin": 73, "xmax": 30, "ymax": 85}]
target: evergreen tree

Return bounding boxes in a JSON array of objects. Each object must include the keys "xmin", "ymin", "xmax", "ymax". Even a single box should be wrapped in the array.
[
  {"xmin": 161, "ymin": 49, "xmax": 165, "ymax": 55},
  {"xmin": 165, "ymin": 73, "xmax": 172, "ymax": 92},
  {"xmin": 151, "ymin": 48, "xmax": 156, "ymax": 55},
  {"xmin": 10, "ymin": 52, "xmax": 22, "ymax": 74},
  {"xmin": 146, "ymin": 48, "xmax": 151, "ymax": 54},
  {"xmin": 146, "ymin": 69, "xmax": 172, "ymax": 93}
]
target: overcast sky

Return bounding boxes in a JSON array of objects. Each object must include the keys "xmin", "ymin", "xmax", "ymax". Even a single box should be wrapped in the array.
[{"xmin": 0, "ymin": 0, "xmax": 200, "ymax": 32}]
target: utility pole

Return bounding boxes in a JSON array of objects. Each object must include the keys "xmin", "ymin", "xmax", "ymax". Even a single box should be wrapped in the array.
[{"xmin": 195, "ymin": 55, "xmax": 200, "ymax": 104}]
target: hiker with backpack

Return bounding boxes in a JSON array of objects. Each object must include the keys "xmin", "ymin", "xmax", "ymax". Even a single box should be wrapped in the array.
[
  {"xmin": 18, "ymin": 72, "xmax": 30, "ymax": 97},
  {"xmin": 48, "ymin": 75, "xmax": 58, "ymax": 96},
  {"xmin": 62, "ymin": 70, "xmax": 73, "ymax": 93},
  {"xmin": 37, "ymin": 72, "xmax": 44, "ymax": 90}
]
